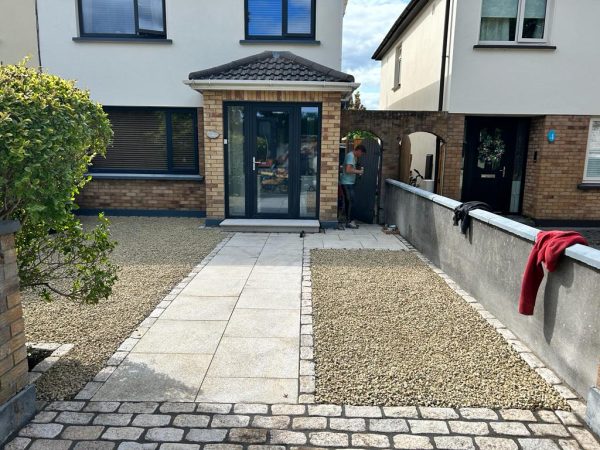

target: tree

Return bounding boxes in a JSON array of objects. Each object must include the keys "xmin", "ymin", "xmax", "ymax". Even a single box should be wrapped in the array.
[
  {"xmin": 0, "ymin": 62, "xmax": 118, "ymax": 303},
  {"xmin": 348, "ymin": 91, "xmax": 367, "ymax": 110}
]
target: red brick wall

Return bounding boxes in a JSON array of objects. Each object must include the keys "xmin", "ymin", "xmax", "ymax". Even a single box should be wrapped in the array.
[
  {"xmin": 0, "ymin": 224, "xmax": 28, "ymax": 405},
  {"xmin": 77, "ymin": 108, "xmax": 206, "ymax": 213},
  {"xmin": 523, "ymin": 115, "xmax": 597, "ymax": 221}
]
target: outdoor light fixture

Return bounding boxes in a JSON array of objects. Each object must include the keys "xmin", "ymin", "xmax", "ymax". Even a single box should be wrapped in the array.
[
  {"xmin": 207, "ymin": 130, "xmax": 220, "ymax": 139},
  {"xmin": 547, "ymin": 129, "xmax": 556, "ymax": 143}
]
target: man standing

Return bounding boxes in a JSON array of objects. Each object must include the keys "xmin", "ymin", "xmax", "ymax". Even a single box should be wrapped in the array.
[{"xmin": 339, "ymin": 144, "xmax": 366, "ymax": 229}]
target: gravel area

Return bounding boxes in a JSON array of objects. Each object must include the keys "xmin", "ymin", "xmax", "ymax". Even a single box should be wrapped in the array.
[
  {"xmin": 311, "ymin": 249, "xmax": 568, "ymax": 410},
  {"xmin": 23, "ymin": 217, "xmax": 224, "ymax": 401}
]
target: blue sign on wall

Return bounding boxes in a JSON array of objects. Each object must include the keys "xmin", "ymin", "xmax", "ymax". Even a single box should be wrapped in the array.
[{"xmin": 547, "ymin": 129, "xmax": 556, "ymax": 143}]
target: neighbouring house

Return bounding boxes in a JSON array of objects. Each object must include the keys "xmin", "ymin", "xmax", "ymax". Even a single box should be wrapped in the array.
[
  {"xmin": 1, "ymin": 0, "xmax": 356, "ymax": 227},
  {"xmin": 0, "ymin": 0, "xmax": 40, "ymax": 66},
  {"xmin": 373, "ymin": 0, "xmax": 600, "ymax": 225}
]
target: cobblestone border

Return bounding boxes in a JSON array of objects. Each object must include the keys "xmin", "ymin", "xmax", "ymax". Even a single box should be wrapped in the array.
[
  {"xmin": 302, "ymin": 235, "xmax": 587, "ymax": 417},
  {"xmin": 7, "ymin": 399, "xmax": 600, "ymax": 449},
  {"xmin": 73, "ymin": 234, "xmax": 233, "ymax": 401},
  {"xmin": 26, "ymin": 343, "xmax": 75, "ymax": 384}
]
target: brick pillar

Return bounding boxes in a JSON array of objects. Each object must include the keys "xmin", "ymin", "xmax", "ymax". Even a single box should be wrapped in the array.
[{"xmin": 0, "ymin": 221, "xmax": 27, "ymax": 404}]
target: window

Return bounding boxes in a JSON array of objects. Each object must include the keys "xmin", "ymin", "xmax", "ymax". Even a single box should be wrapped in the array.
[
  {"xmin": 394, "ymin": 45, "xmax": 402, "ymax": 89},
  {"xmin": 479, "ymin": 0, "xmax": 550, "ymax": 43},
  {"xmin": 79, "ymin": 0, "xmax": 166, "ymax": 38},
  {"xmin": 584, "ymin": 118, "xmax": 600, "ymax": 182},
  {"xmin": 246, "ymin": 0, "xmax": 315, "ymax": 40},
  {"xmin": 91, "ymin": 108, "xmax": 198, "ymax": 174}
]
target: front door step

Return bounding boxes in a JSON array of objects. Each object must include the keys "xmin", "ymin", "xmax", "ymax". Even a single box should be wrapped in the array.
[{"xmin": 219, "ymin": 219, "xmax": 320, "ymax": 233}]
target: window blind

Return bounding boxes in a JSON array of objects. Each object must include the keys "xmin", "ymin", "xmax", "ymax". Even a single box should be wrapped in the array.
[
  {"xmin": 288, "ymin": 0, "xmax": 312, "ymax": 34},
  {"xmin": 171, "ymin": 112, "xmax": 197, "ymax": 171},
  {"xmin": 586, "ymin": 120, "xmax": 600, "ymax": 180},
  {"xmin": 248, "ymin": 0, "xmax": 282, "ymax": 36},
  {"xmin": 81, "ymin": 0, "xmax": 135, "ymax": 34}
]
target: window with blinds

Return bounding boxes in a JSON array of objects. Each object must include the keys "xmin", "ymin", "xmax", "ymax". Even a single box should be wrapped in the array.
[
  {"xmin": 91, "ymin": 108, "xmax": 198, "ymax": 174},
  {"xmin": 79, "ymin": 0, "xmax": 166, "ymax": 38},
  {"xmin": 479, "ymin": 0, "xmax": 550, "ymax": 43},
  {"xmin": 246, "ymin": 0, "xmax": 315, "ymax": 39},
  {"xmin": 584, "ymin": 119, "xmax": 600, "ymax": 182}
]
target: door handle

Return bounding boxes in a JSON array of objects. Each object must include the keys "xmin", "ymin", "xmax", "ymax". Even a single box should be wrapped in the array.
[
  {"xmin": 502, "ymin": 166, "xmax": 506, "ymax": 178},
  {"xmin": 252, "ymin": 157, "xmax": 257, "ymax": 172}
]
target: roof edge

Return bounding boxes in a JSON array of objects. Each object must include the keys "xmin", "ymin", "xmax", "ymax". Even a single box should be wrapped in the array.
[{"xmin": 372, "ymin": 0, "xmax": 430, "ymax": 60}]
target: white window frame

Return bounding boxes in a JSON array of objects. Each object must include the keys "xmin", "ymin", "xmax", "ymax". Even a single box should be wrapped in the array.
[
  {"xmin": 393, "ymin": 45, "xmax": 402, "ymax": 90},
  {"xmin": 583, "ymin": 118, "xmax": 600, "ymax": 183},
  {"xmin": 478, "ymin": 0, "xmax": 552, "ymax": 45}
]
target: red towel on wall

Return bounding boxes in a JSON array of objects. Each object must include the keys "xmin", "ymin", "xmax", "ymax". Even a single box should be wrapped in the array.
[{"xmin": 519, "ymin": 231, "xmax": 588, "ymax": 315}]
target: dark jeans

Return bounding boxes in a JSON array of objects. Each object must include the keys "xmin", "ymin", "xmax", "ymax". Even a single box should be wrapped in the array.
[{"xmin": 341, "ymin": 184, "xmax": 355, "ymax": 224}]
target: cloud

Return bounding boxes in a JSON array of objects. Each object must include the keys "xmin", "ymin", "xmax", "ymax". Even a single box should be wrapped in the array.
[{"xmin": 342, "ymin": 0, "xmax": 408, "ymax": 109}]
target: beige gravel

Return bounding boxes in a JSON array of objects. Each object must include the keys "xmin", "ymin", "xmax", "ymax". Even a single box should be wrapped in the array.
[
  {"xmin": 23, "ymin": 216, "xmax": 224, "ymax": 401},
  {"xmin": 311, "ymin": 249, "xmax": 568, "ymax": 410}
]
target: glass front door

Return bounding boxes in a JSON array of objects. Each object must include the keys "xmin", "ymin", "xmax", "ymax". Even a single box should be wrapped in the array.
[{"xmin": 224, "ymin": 102, "xmax": 321, "ymax": 219}]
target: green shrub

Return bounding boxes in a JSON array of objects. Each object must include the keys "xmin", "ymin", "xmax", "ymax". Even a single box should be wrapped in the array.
[{"xmin": 0, "ymin": 62, "xmax": 117, "ymax": 303}]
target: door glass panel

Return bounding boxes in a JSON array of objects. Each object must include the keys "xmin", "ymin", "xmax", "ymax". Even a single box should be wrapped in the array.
[
  {"xmin": 477, "ymin": 128, "xmax": 506, "ymax": 171},
  {"xmin": 227, "ymin": 106, "xmax": 246, "ymax": 217},
  {"xmin": 300, "ymin": 107, "xmax": 319, "ymax": 218},
  {"xmin": 255, "ymin": 110, "xmax": 290, "ymax": 215}
]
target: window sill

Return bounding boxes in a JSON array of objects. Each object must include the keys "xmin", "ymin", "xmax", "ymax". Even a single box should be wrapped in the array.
[
  {"xmin": 474, "ymin": 44, "xmax": 556, "ymax": 50},
  {"xmin": 240, "ymin": 39, "xmax": 320, "ymax": 45},
  {"xmin": 87, "ymin": 173, "xmax": 203, "ymax": 181},
  {"xmin": 577, "ymin": 183, "xmax": 600, "ymax": 190},
  {"xmin": 73, "ymin": 37, "xmax": 173, "ymax": 44}
]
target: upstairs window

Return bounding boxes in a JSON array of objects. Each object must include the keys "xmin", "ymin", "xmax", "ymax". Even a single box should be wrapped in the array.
[
  {"xmin": 394, "ymin": 45, "xmax": 402, "ymax": 89},
  {"xmin": 246, "ymin": 0, "xmax": 316, "ymax": 40},
  {"xmin": 79, "ymin": 0, "xmax": 166, "ymax": 38},
  {"xmin": 584, "ymin": 119, "xmax": 600, "ymax": 183},
  {"xmin": 480, "ymin": 0, "xmax": 550, "ymax": 43}
]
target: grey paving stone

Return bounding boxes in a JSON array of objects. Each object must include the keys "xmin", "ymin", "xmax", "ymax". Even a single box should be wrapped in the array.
[
  {"xmin": 4, "ymin": 437, "xmax": 31, "ymax": 450},
  {"xmin": 308, "ymin": 431, "xmax": 349, "ymax": 447},
  {"xmin": 308, "ymin": 405, "xmax": 342, "ymax": 416},
  {"xmin": 160, "ymin": 403, "xmax": 197, "ymax": 413},
  {"xmin": 204, "ymin": 445, "xmax": 243, "ymax": 450},
  {"xmin": 132, "ymin": 414, "xmax": 172, "ymax": 427},
  {"xmin": 196, "ymin": 403, "xmax": 232, "ymax": 414},
  {"xmin": 159, "ymin": 445, "xmax": 200, "ymax": 450},
  {"xmin": 568, "ymin": 426, "xmax": 600, "ymax": 449},
  {"xmin": 119, "ymin": 402, "xmax": 160, "ymax": 414},
  {"xmin": 269, "ymin": 430, "xmax": 308, "ymax": 445},
  {"xmin": 211, "ymin": 414, "xmax": 251, "ymax": 428},
  {"xmin": 369, "ymin": 418, "xmax": 409, "ymax": 433},
  {"xmin": 73, "ymin": 441, "xmax": 116, "ymax": 449},
  {"xmin": 247, "ymin": 446, "xmax": 285, "ymax": 450},
  {"xmin": 529, "ymin": 423, "xmax": 570, "ymax": 437},
  {"xmin": 448, "ymin": 421, "xmax": 489, "ymax": 435},
  {"xmin": 227, "ymin": 428, "xmax": 268, "ymax": 443},
  {"xmin": 555, "ymin": 411, "xmax": 581, "ymax": 426},
  {"xmin": 499, "ymin": 409, "xmax": 537, "ymax": 422},
  {"xmin": 434, "ymin": 436, "xmax": 475, "ymax": 449},
  {"xmin": 383, "ymin": 406, "xmax": 419, "ymax": 418},
  {"xmin": 392, "ymin": 434, "xmax": 433, "ymax": 449},
  {"xmin": 173, "ymin": 414, "xmax": 210, "ymax": 428},
  {"xmin": 94, "ymin": 413, "xmax": 133, "ymax": 426},
  {"xmin": 538, "ymin": 410, "xmax": 561, "ymax": 423},
  {"xmin": 292, "ymin": 416, "xmax": 327, "ymax": 430},
  {"xmin": 299, "ymin": 360, "xmax": 315, "ymax": 376},
  {"xmin": 490, "ymin": 422, "xmax": 531, "ymax": 436},
  {"xmin": 61, "ymin": 425, "xmax": 105, "ymax": 440},
  {"xmin": 329, "ymin": 418, "xmax": 366, "ymax": 432},
  {"xmin": 519, "ymin": 438, "xmax": 561, "ymax": 450},
  {"xmin": 145, "ymin": 427, "xmax": 185, "ymax": 442},
  {"xmin": 102, "ymin": 427, "xmax": 145, "ymax": 440},
  {"xmin": 198, "ymin": 377, "xmax": 298, "ymax": 404},
  {"xmin": 47, "ymin": 401, "xmax": 85, "ymax": 411},
  {"xmin": 55, "ymin": 411, "xmax": 95, "ymax": 424},
  {"xmin": 84, "ymin": 402, "xmax": 121, "ymax": 413},
  {"xmin": 234, "ymin": 403, "xmax": 269, "ymax": 414},
  {"xmin": 458, "ymin": 408, "xmax": 498, "ymax": 420},
  {"xmin": 29, "ymin": 439, "xmax": 72, "ymax": 450},
  {"xmin": 186, "ymin": 429, "xmax": 228, "ymax": 443},
  {"xmin": 271, "ymin": 404, "xmax": 306, "ymax": 415},
  {"xmin": 475, "ymin": 437, "xmax": 519, "ymax": 450},
  {"xmin": 117, "ymin": 443, "xmax": 158, "ymax": 450},
  {"xmin": 408, "ymin": 420, "xmax": 450, "ymax": 435},
  {"xmin": 419, "ymin": 407, "xmax": 459, "ymax": 420},
  {"xmin": 557, "ymin": 440, "xmax": 582, "ymax": 450},
  {"xmin": 536, "ymin": 368, "xmax": 562, "ymax": 385},
  {"xmin": 32, "ymin": 411, "xmax": 58, "ymax": 423},
  {"xmin": 252, "ymin": 415, "xmax": 291, "ymax": 429},
  {"xmin": 19, "ymin": 423, "xmax": 64, "ymax": 438},
  {"xmin": 300, "ymin": 375, "xmax": 315, "ymax": 393},
  {"xmin": 352, "ymin": 433, "xmax": 390, "ymax": 448},
  {"xmin": 345, "ymin": 405, "xmax": 382, "ymax": 418}
]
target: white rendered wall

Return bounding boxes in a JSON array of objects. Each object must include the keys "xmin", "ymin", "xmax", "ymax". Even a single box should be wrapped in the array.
[
  {"xmin": 36, "ymin": 0, "xmax": 344, "ymax": 108},
  {"xmin": 379, "ymin": 0, "xmax": 445, "ymax": 111},
  {"xmin": 447, "ymin": 0, "xmax": 600, "ymax": 115},
  {"xmin": 0, "ymin": 0, "xmax": 39, "ymax": 66}
]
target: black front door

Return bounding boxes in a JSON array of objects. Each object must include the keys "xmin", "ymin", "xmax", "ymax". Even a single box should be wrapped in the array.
[
  {"xmin": 462, "ymin": 117, "xmax": 528, "ymax": 212},
  {"xmin": 224, "ymin": 103, "xmax": 321, "ymax": 219}
]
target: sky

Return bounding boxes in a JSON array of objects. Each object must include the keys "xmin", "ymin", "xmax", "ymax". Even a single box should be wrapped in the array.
[{"xmin": 342, "ymin": 0, "xmax": 408, "ymax": 110}]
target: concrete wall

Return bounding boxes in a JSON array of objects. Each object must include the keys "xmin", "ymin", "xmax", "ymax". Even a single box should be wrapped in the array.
[
  {"xmin": 0, "ymin": 0, "xmax": 39, "ymax": 66},
  {"xmin": 448, "ymin": 0, "xmax": 600, "ymax": 115},
  {"xmin": 36, "ymin": 0, "xmax": 344, "ymax": 108},
  {"xmin": 385, "ymin": 179, "xmax": 600, "ymax": 399},
  {"xmin": 379, "ymin": 0, "xmax": 446, "ymax": 111}
]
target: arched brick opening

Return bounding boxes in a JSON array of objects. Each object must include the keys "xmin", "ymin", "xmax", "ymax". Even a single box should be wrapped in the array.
[{"xmin": 341, "ymin": 110, "xmax": 465, "ymax": 200}]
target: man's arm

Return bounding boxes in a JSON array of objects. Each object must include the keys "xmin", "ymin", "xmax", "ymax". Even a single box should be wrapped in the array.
[{"xmin": 345, "ymin": 164, "xmax": 363, "ymax": 175}]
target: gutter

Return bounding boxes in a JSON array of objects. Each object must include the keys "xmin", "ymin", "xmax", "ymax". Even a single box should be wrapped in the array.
[{"xmin": 438, "ymin": 0, "xmax": 451, "ymax": 111}]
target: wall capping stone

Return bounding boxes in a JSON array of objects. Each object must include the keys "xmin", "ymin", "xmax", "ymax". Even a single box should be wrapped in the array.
[{"xmin": 0, "ymin": 220, "xmax": 20, "ymax": 236}]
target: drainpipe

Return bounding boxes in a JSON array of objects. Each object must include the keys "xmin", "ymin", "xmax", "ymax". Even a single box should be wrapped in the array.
[{"xmin": 438, "ymin": 0, "xmax": 451, "ymax": 112}]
